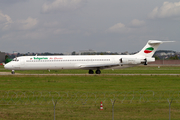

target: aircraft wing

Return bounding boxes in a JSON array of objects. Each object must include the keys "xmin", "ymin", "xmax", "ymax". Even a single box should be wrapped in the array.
[{"xmin": 79, "ymin": 63, "xmax": 120, "ymax": 69}]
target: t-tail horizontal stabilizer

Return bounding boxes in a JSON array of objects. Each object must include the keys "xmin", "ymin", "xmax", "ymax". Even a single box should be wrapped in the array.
[{"xmin": 136, "ymin": 40, "xmax": 175, "ymax": 58}]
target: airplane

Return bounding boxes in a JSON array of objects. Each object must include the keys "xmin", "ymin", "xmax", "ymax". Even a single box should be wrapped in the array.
[{"xmin": 4, "ymin": 40, "xmax": 174, "ymax": 74}]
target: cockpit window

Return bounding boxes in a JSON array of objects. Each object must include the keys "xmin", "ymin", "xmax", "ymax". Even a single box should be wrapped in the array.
[{"xmin": 12, "ymin": 58, "xmax": 19, "ymax": 61}]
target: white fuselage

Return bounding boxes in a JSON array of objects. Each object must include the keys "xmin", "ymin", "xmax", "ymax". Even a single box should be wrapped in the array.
[{"xmin": 4, "ymin": 55, "xmax": 148, "ymax": 70}]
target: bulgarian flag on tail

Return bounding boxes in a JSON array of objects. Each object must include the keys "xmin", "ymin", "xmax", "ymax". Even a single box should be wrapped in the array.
[{"xmin": 144, "ymin": 47, "xmax": 154, "ymax": 53}]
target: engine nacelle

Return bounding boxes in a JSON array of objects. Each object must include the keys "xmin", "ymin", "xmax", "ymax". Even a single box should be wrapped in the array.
[
  {"xmin": 120, "ymin": 58, "xmax": 141, "ymax": 64},
  {"xmin": 141, "ymin": 57, "xmax": 155, "ymax": 65},
  {"xmin": 146, "ymin": 57, "xmax": 155, "ymax": 62}
]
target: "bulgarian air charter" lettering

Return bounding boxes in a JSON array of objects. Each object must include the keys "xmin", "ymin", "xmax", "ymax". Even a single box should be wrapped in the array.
[{"xmin": 34, "ymin": 57, "xmax": 48, "ymax": 60}]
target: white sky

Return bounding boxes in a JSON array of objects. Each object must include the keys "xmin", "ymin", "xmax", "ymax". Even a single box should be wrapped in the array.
[{"xmin": 0, "ymin": 0, "xmax": 179, "ymax": 53}]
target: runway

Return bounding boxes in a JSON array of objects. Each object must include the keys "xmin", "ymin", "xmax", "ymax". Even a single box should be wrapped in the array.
[{"xmin": 0, "ymin": 72, "xmax": 180, "ymax": 76}]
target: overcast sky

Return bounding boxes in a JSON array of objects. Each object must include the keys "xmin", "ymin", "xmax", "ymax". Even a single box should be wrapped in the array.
[{"xmin": 0, "ymin": 0, "xmax": 179, "ymax": 53}]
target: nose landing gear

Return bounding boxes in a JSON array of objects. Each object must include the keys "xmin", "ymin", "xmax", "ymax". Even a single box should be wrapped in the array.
[{"xmin": 11, "ymin": 70, "xmax": 15, "ymax": 74}]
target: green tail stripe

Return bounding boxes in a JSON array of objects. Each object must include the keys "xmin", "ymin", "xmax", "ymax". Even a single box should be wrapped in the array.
[{"xmin": 146, "ymin": 47, "xmax": 154, "ymax": 51}]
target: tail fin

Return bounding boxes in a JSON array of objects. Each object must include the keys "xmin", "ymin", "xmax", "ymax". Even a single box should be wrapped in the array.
[{"xmin": 135, "ymin": 40, "xmax": 174, "ymax": 57}]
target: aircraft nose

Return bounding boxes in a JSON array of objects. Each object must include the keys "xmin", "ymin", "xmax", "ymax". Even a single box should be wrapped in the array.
[{"xmin": 4, "ymin": 63, "xmax": 12, "ymax": 70}]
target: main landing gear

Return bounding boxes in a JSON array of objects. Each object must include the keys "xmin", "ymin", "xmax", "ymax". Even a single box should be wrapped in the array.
[{"xmin": 88, "ymin": 69, "xmax": 101, "ymax": 74}]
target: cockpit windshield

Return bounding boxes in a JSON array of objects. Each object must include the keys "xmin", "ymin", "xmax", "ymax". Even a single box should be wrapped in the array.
[{"xmin": 12, "ymin": 58, "xmax": 19, "ymax": 62}]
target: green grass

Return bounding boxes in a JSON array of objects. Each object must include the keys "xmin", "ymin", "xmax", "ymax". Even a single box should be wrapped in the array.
[
  {"xmin": 0, "ymin": 75, "xmax": 179, "ymax": 91},
  {"xmin": 1, "ymin": 65, "xmax": 180, "ymax": 119},
  {"xmin": 1, "ymin": 74, "xmax": 180, "ymax": 119}
]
